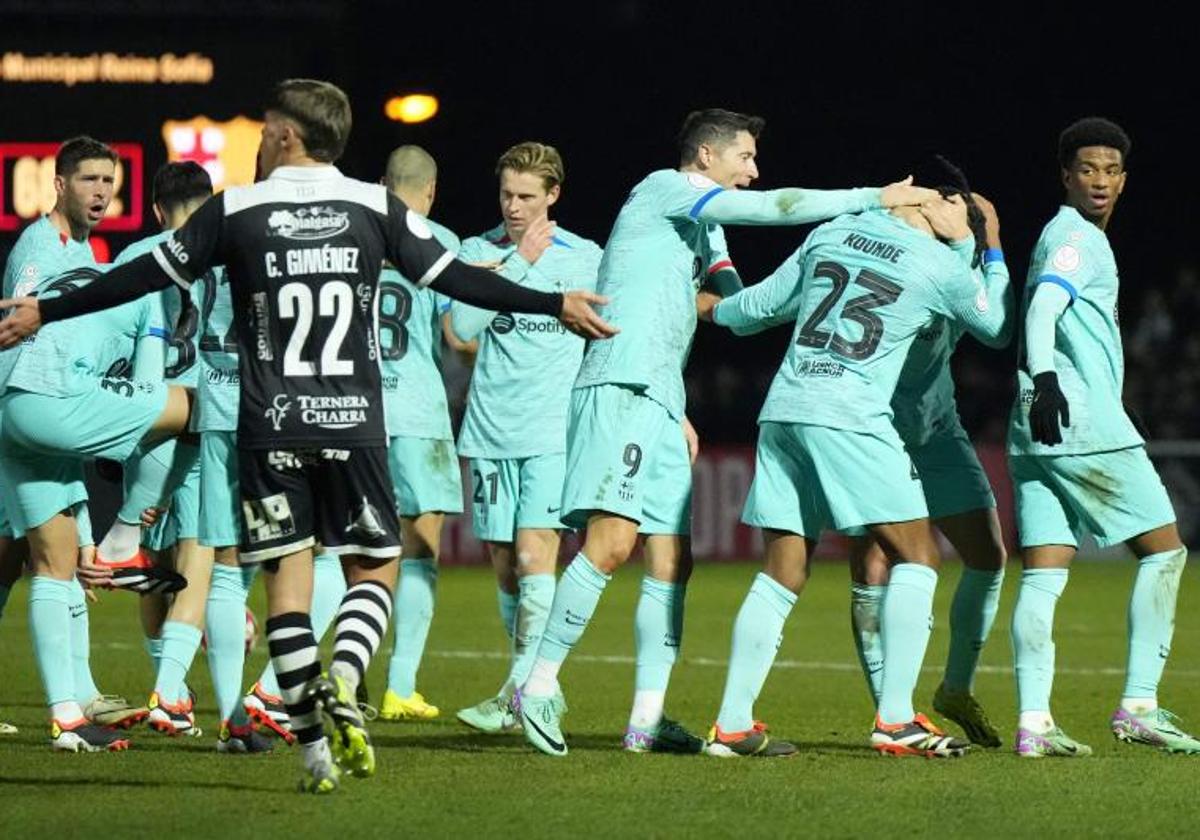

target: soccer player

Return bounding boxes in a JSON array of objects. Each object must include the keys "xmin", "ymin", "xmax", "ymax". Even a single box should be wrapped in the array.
[
  {"xmin": 0, "ymin": 136, "xmax": 192, "ymax": 750},
  {"xmin": 1008, "ymin": 117, "xmax": 1200, "ymax": 757},
  {"xmin": 0, "ymin": 79, "xmax": 613, "ymax": 792},
  {"xmin": 847, "ymin": 190, "xmax": 1008, "ymax": 748},
  {"xmin": 374, "ymin": 145, "xmax": 464, "ymax": 721},
  {"xmin": 450, "ymin": 142, "xmax": 602, "ymax": 735},
  {"xmin": 515, "ymin": 108, "xmax": 939, "ymax": 757},
  {"xmin": 700, "ymin": 190, "xmax": 1011, "ymax": 758}
]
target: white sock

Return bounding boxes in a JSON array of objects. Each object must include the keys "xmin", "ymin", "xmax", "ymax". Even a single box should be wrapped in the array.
[
  {"xmin": 301, "ymin": 738, "xmax": 332, "ymax": 768},
  {"xmin": 98, "ymin": 520, "xmax": 141, "ymax": 562},
  {"xmin": 51, "ymin": 700, "xmax": 84, "ymax": 722},
  {"xmin": 1018, "ymin": 711, "xmax": 1055, "ymax": 734},
  {"xmin": 628, "ymin": 689, "xmax": 665, "ymax": 730},
  {"xmin": 1121, "ymin": 696, "xmax": 1158, "ymax": 715},
  {"xmin": 329, "ymin": 660, "xmax": 360, "ymax": 693},
  {"xmin": 523, "ymin": 658, "xmax": 561, "ymax": 697}
]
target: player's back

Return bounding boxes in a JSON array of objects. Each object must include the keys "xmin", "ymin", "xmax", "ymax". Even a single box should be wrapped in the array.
[
  {"xmin": 162, "ymin": 166, "xmax": 422, "ymax": 449},
  {"xmin": 575, "ymin": 169, "xmax": 725, "ymax": 418},
  {"xmin": 760, "ymin": 210, "xmax": 969, "ymax": 434},
  {"xmin": 1008, "ymin": 205, "xmax": 1138, "ymax": 455},
  {"xmin": 378, "ymin": 217, "xmax": 460, "ymax": 441}
]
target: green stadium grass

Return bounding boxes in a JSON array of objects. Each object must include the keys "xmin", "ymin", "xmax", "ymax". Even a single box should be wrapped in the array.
[{"xmin": 2, "ymin": 559, "xmax": 1198, "ymax": 837}]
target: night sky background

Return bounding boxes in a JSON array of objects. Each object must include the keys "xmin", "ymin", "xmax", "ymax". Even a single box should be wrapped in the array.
[{"xmin": 2, "ymin": 1, "xmax": 1197, "ymax": 442}]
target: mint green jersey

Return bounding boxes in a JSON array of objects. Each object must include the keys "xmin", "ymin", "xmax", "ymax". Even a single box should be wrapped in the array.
[
  {"xmin": 892, "ymin": 255, "xmax": 1010, "ymax": 446},
  {"xmin": 453, "ymin": 223, "xmax": 602, "ymax": 459},
  {"xmin": 1008, "ymin": 205, "xmax": 1141, "ymax": 455},
  {"xmin": 113, "ymin": 230, "xmax": 204, "ymax": 387},
  {"xmin": 192, "ymin": 263, "xmax": 236, "ymax": 433},
  {"xmin": 715, "ymin": 210, "xmax": 1012, "ymax": 434},
  {"xmin": 1, "ymin": 217, "xmax": 165, "ymax": 397},
  {"xmin": 575, "ymin": 169, "xmax": 882, "ymax": 419},
  {"xmin": 379, "ymin": 217, "xmax": 459, "ymax": 440}
]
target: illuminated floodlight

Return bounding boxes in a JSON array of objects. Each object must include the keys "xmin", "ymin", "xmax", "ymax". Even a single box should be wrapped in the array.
[{"xmin": 385, "ymin": 94, "xmax": 439, "ymax": 124}]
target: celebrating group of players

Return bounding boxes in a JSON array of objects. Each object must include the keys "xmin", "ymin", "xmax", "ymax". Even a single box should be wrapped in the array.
[{"xmin": 0, "ymin": 77, "xmax": 1194, "ymax": 795}]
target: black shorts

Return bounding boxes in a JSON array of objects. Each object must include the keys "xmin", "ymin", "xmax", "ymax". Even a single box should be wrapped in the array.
[{"xmin": 237, "ymin": 446, "xmax": 400, "ymax": 564}]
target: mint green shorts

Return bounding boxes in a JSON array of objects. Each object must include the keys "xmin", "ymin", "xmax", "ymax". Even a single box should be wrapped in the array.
[
  {"xmin": 470, "ymin": 453, "xmax": 565, "ymax": 542},
  {"xmin": 910, "ymin": 426, "xmax": 995, "ymax": 519},
  {"xmin": 560, "ymin": 384, "xmax": 691, "ymax": 536},
  {"xmin": 199, "ymin": 430, "xmax": 239, "ymax": 549},
  {"xmin": 0, "ymin": 381, "xmax": 166, "ymax": 535},
  {"xmin": 1010, "ymin": 446, "xmax": 1175, "ymax": 549},
  {"xmin": 743, "ymin": 421, "xmax": 928, "ymax": 538},
  {"xmin": 389, "ymin": 435, "xmax": 463, "ymax": 517},
  {"xmin": 143, "ymin": 449, "xmax": 201, "ymax": 551}
]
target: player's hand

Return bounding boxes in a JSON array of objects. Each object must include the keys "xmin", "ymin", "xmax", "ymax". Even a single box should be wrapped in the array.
[
  {"xmin": 517, "ymin": 216, "xmax": 556, "ymax": 265},
  {"xmin": 682, "ymin": 416, "xmax": 700, "ymax": 465},
  {"xmin": 920, "ymin": 194, "xmax": 972, "ymax": 241},
  {"xmin": 141, "ymin": 506, "xmax": 165, "ymax": 527},
  {"xmin": 972, "ymin": 192, "xmax": 1002, "ymax": 249},
  {"xmin": 76, "ymin": 545, "xmax": 113, "ymax": 591},
  {"xmin": 879, "ymin": 176, "xmax": 940, "ymax": 208},
  {"xmin": 0, "ymin": 296, "xmax": 43, "ymax": 349},
  {"xmin": 1030, "ymin": 371, "xmax": 1070, "ymax": 445},
  {"xmin": 559, "ymin": 290, "xmax": 617, "ymax": 339},
  {"xmin": 696, "ymin": 291, "xmax": 721, "ymax": 322}
]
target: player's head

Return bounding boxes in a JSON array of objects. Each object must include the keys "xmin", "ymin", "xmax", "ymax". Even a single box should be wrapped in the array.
[
  {"xmin": 1058, "ymin": 116, "xmax": 1130, "ymax": 226},
  {"xmin": 151, "ymin": 161, "xmax": 213, "ymax": 230},
  {"xmin": 383, "ymin": 145, "xmax": 438, "ymax": 216},
  {"xmin": 259, "ymin": 79, "xmax": 352, "ymax": 176},
  {"xmin": 54, "ymin": 136, "xmax": 118, "ymax": 236},
  {"xmin": 677, "ymin": 109, "xmax": 763, "ymax": 189},
  {"xmin": 495, "ymin": 141, "xmax": 563, "ymax": 238}
]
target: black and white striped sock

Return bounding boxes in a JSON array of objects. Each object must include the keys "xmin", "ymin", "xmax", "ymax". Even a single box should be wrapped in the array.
[
  {"xmin": 330, "ymin": 580, "xmax": 393, "ymax": 691},
  {"xmin": 265, "ymin": 612, "xmax": 323, "ymax": 745}
]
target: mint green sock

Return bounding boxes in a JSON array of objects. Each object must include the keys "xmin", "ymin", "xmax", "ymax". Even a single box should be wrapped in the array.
[
  {"xmin": 206, "ymin": 564, "xmax": 249, "ymax": 721},
  {"xmin": 504, "ymin": 573, "xmax": 555, "ymax": 694},
  {"xmin": 155, "ymin": 620, "xmax": 203, "ymax": 704},
  {"xmin": 538, "ymin": 554, "xmax": 609, "ymax": 663},
  {"xmin": 497, "ymin": 586, "xmax": 519, "ymax": 639},
  {"xmin": 716, "ymin": 572, "xmax": 796, "ymax": 733},
  {"xmin": 387, "ymin": 558, "xmax": 438, "ymax": 697},
  {"xmin": 1011, "ymin": 567, "xmax": 1069, "ymax": 713},
  {"xmin": 634, "ymin": 576, "xmax": 685, "ymax": 693},
  {"xmin": 29, "ymin": 576, "xmax": 76, "ymax": 707},
  {"xmin": 144, "ymin": 636, "xmax": 164, "ymax": 673},
  {"xmin": 67, "ymin": 578, "xmax": 99, "ymax": 704},
  {"xmin": 850, "ymin": 583, "xmax": 885, "ymax": 706},
  {"xmin": 878, "ymin": 563, "xmax": 937, "ymax": 724},
  {"xmin": 944, "ymin": 567, "xmax": 1004, "ymax": 692},
  {"xmin": 119, "ymin": 438, "xmax": 196, "ymax": 523},
  {"xmin": 1124, "ymin": 548, "xmax": 1187, "ymax": 699}
]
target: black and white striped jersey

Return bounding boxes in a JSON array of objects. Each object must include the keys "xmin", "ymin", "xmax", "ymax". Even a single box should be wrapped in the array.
[{"xmin": 151, "ymin": 165, "xmax": 454, "ymax": 449}]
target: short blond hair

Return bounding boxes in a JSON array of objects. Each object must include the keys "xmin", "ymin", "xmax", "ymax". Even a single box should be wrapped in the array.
[{"xmin": 495, "ymin": 141, "xmax": 564, "ymax": 192}]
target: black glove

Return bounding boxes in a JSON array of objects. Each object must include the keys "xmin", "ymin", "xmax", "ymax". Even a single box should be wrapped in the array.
[{"xmin": 1030, "ymin": 371, "xmax": 1070, "ymax": 445}]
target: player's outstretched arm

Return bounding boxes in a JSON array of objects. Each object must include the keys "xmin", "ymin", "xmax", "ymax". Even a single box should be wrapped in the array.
[
  {"xmin": 694, "ymin": 176, "xmax": 938, "ymax": 227},
  {"xmin": 710, "ymin": 247, "xmax": 808, "ymax": 336},
  {"xmin": 1025, "ymin": 282, "xmax": 1073, "ymax": 445}
]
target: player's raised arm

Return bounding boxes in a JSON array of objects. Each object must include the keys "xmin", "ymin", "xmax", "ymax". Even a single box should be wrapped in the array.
[
  {"xmin": 383, "ymin": 193, "xmax": 615, "ymax": 340},
  {"xmin": 707, "ymin": 244, "xmax": 809, "ymax": 336},
  {"xmin": 689, "ymin": 176, "xmax": 938, "ymax": 227}
]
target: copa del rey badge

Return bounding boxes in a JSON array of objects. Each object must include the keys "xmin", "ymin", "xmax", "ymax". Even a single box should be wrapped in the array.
[{"xmin": 161, "ymin": 115, "xmax": 263, "ymax": 191}]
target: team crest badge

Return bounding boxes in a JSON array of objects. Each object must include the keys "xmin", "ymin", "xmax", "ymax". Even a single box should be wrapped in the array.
[{"xmin": 162, "ymin": 115, "xmax": 264, "ymax": 191}]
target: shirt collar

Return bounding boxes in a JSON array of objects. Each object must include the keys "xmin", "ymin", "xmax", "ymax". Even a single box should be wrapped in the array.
[{"xmin": 267, "ymin": 164, "xmax": 342, "ymax": 182}]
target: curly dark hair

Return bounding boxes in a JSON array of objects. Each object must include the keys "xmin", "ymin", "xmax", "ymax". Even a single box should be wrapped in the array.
[
  {"xmin": 1058, "ymin": 117, "xmax": 1131, "ymax": 169},
  {"xmin": 932, "ymin": 155, "xmax": 987, "ymax": 268}
]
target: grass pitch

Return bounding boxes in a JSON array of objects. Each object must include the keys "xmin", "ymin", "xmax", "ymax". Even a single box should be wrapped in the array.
[{"xmin": 2, "ymin": 559, "xmax": 1199, "ymax": 838}]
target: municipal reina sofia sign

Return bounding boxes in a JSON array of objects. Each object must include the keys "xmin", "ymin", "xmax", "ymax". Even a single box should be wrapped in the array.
[{"xmin": 0, "ymin": 52, "xmax": 214, "ymax": 85}]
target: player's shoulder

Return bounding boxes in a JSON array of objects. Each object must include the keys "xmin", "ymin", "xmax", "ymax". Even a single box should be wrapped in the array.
[
  {"xmin": 425, "ymin": 217, "xmax": 460, "ymax": 252},
  {"xmin": 113, "ymin": 230, "xmax": 172, "ymax": 266},
  {"xmin": 461, "ymin": 223, "xmax": 509, "ymax": 256},
  {"xmin": 550, "ymin": 226, "xmax": 601, "ymax": 254},
  {"xmin": 1039, "ymin": 205, "xmax": 1098, "ymax": 247}
]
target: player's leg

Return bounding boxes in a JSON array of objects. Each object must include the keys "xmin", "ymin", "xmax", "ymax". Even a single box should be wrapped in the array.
[
  {"xmin": 141, "ymin": 589, "xmax": 167, "ymax": 674},
  {"xmin": 382, "ymin": 511, "xmax": 444, "ymax": 719},
  {"xmin": 1098, "ymin": 446, "xmax": 1198, "ymax": 752},
  {"xmin": 0, "ymin": 530, "xmax": 19, "ymax": 736},
  {"xmin": 95, "ymin": 385, "xmax": 194, "ymax": 571},
  {"xmin": 518, "ymin": 386, "xmax": 664, "ymax": 756},
  {"xmin": 847, "ymin": 535, "xmax": 887, "ymax": 707},
  {"xmin": 1007, "ymin": 453, "xmax": 1089, "ymax": 757},
  {"xmin": 709, "ymin": 422, "xmax": 817, "ymax": 758},
  {"xmin": 931, "ymin": 507, "xmax": 1006, "ymax": 747},
  {"xmin": 148, "ymin": 539, "xmax": 211, "ymax": 738}
]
